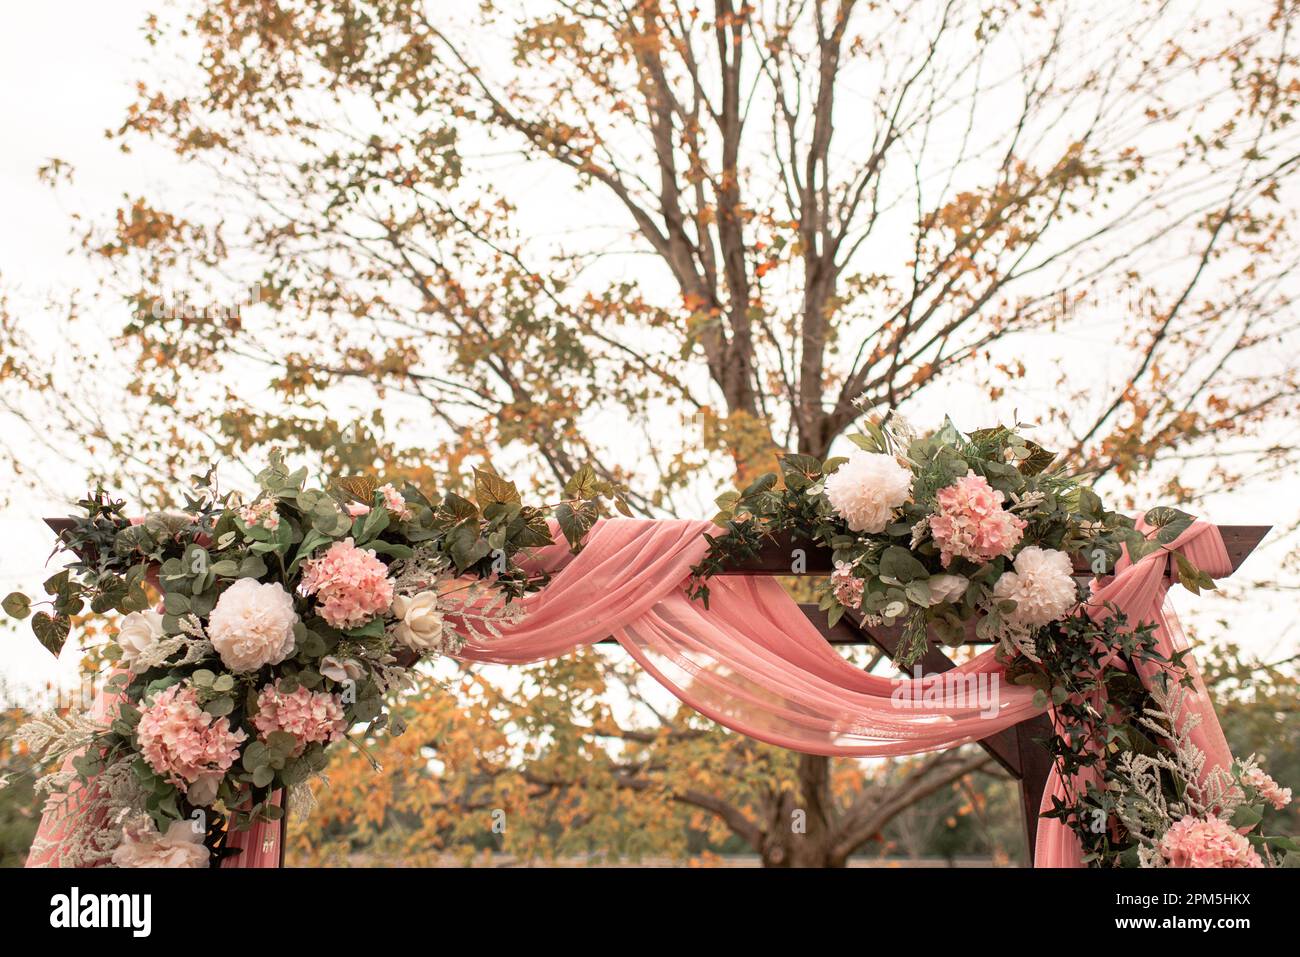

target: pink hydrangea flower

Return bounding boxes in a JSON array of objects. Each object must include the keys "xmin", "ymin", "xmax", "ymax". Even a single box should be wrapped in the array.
[
  {"xmin": 136, "ymin": 684, "xmax": 246, "ymax": 793},
  {"xmin": 253, "ymin": 680, "xmax": 347, "ymax": 755},
  {"xmin": 1159, "ymin": 815, "xmax": 1264, "ymax": 868},
  {"xmin": 831, "ymin": 561, "xmax": 864, "ymax": 610},
  {"xmin": 299, "ymin": 537, "xmax": 394, "ymax": 629},
  {"xmin": 929, "ymin": 471, "xmax": 1027, "ymax": 568},
  {"xmin": 1244, "ymin": 767, "xmax": 1293, "ymax": 811}
]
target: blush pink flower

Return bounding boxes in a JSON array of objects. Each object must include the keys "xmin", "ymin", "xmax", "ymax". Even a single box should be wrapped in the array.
[
  {"xmin": 136, "ymin": 684, "xmax": 246, "ymax": 795},
  {"xmin": 252, "ymin": 680, "xmax": 347, "ymax": 755},
  {"xmin": 377, "ymin": 483, "xmax": 413, "ymax": 521},
  {"xmin": 1159, "ymin": 815, "xmax": 1264, "ymax": 868},
  {"xmin": 1244, "ymin": 767, "xmax": 1293, "ymax": 811},
  {"xmin": 238, "ymin": 499, "xmax": 280, "ymax": 531},
  {"xmin": 111, "ymin": 816, "xmax": 209, "ymax": 868},
  {"xmin": 207, "ymin": 578, "xmax": 298, "ymax": 673},
  {"xmin": 831, "ymin": 561, "xmax": 864, "ymax": 610},
  {"xmin": 929, "ymin": 471, "xmax": 1027, "ymax": 568},
  {"xmin": 299, "ymin": 537, "xmax": 393, "ymax": 629}
]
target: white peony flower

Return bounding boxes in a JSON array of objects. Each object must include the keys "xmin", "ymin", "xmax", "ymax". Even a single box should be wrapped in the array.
[
  {"xmin": 111, "ymin": 817, "xmax": 209, "ymax": 868},
  {"xmin": 824, "ymin": 450, "xmax": 913, "ymax": 534},
  {"xmin": 926, "ymin": 574, "xmax": 969, "ymax": 606},
  {"xmin": 207, "ymin": 578, "xmax": 299, "ymax": 672},
  {"xmin": 117, "ymin": 610, "xmax": 165, "ymax": 668},
  {"xmin": 390, "ymin": 591, "xmax": 446, "ymax": 652},
  {"xmin": 991, "ymin": 547, "xmax": 1077, "ymax": 629}
]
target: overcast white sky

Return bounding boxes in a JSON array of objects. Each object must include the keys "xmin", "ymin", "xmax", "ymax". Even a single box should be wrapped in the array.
[{"xmin": 1, "ymin": 2, "xmax": 1296, "ymax": 710}]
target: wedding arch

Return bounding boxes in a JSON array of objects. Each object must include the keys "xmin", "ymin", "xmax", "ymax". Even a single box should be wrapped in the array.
[{"xmin": 11, "ymin": 420, "xmax": 1292, "ymax": 869}]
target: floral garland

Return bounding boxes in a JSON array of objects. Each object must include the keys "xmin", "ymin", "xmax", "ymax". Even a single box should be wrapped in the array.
[
  {"xmin": 5, "ymin": 455, "xmax": 623, "ymax": 867},
  {"xmin": 689, "ymin": 416, "xmax": 1297, "ymax": 867}
]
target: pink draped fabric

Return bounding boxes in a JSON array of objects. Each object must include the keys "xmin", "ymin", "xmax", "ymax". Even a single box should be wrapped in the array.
[
  {"xmin": 1033, "ymin": 519, "xmax": 1234, "ymax": 866},
  {"xmin": 29, "ymin": 517, "xmax": 1235, "ymax": 868},
  {"xmin": 458, "ymin": 519, "xmax": 1043, "ymax": 754}
]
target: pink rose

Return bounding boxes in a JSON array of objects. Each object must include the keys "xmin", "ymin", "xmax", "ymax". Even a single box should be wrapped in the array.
[{"xmin": 112, "ymin": 817, "xmax": 209, "ymax": 868}]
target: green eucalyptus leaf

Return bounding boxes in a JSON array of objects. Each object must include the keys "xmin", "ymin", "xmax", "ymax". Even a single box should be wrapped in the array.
[
  {"xmin": 878, "ymin": 546, "xmax": 929, "ymax": 583},
  {"xmin": 203, "ymin": 696, "xmax": 234, "ymax": 718}
]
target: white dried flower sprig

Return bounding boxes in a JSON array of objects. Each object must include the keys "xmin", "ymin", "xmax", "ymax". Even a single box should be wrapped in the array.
[
  {"xmin": 14, "ymin": 709, "xmax": 107, "ymax": 762},
  {"xmin": 1110, "ymin": 684, "xmax": 1241, "ymax": 863},
  {"xmin": 127, "ymin": 614, "xmax": 213, "ymax": 672},
  {"xmin": 1008, "ymin": 490, "xmax": 1046, "ymax": 513},
  {"xmin": 385, "ymin": 544, "xmax": 453, "ymax": 598},
  {"xmin": 26, "ymin": 754, "xmax": 143, "ymax": 868},
  {"xmin": 436, "ymin": 584, "xmax": 523, "ymax": 646}
]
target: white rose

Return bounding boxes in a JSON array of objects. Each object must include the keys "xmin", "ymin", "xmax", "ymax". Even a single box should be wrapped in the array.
[
  {"xmin": 927, "ymin": 574, "xmax": 969, "ymax": 606},
  {"xmin": 207, "ymin": 578, "xmax": 299, "ymax": 673},
  {"xmin": 824, "ymin": 450, "xmax": 914, "ymax": 534},
  {"xmin": 992, "ymin": 547, "xmax": 1077, "ymax": 629},
  {"xmin": 117, "ymin": 610, "xmax": 165, "ymax": 667},
  {"xmin": 391, "ymin": 591, "xmax": 446, "ymax": 652},
  {"xmin": 111, "ymin": 818, "xmax": 209, "ymax": 868}
]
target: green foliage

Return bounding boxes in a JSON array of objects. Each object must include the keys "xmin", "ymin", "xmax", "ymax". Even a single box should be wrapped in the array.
[
  {"xmin": 12, "ymin": 452, "xmax": 616, "ymax": 862},
  {"xmin": 690, "ymin": 417, "xmax": 1152, "ymax": 668}
]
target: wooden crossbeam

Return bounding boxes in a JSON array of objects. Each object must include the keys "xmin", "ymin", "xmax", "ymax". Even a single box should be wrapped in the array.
[
  {"xmin": 714, "ymin": 526, "xmax": 1271, "ymax": 648},
  {"xmin": 714, "ymin": 526, "xmax": 1271, "ymax": 579},
  {"xmin": 834, "ymin": 607, "xmax": 1053, "ymax": 857}
]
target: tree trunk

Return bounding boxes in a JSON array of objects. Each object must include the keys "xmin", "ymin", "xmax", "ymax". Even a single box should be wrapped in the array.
[{"xmin": 759, "ymin": 753, "xmax": 844, "ymax": 867}]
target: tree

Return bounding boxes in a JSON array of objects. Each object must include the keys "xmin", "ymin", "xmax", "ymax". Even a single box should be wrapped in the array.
[
  {"xmin": 3, "ymin": 0, "xmax": 1299, "ymax": 866},
  {"xmin": 0, "ymin": 707, "xmax": 44, "ymax": 868},
  {"xmin": 291, "ymin": 651, "xmax": 1005, "ymax": 867},
  {"xmin": 1202, "ymin": 641, "xmax": 1300, "ymax": 833}
]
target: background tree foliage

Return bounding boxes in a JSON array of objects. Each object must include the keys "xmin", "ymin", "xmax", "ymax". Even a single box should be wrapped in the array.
[
  {"xmin": 2, "ymin": 0, "xmax": 1299, "ymax": 865},
  {"xmin": 289, "ymin": 650, "xmax": 1007, "ymax": 867}
]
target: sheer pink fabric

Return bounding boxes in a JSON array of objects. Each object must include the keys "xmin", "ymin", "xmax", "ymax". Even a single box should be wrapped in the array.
[
  {"xmin": 458, "ymin": 519, "xmax": 1042, "ymax": 754},
  {"xmin": 1034, "ymin": 519, "xmax": 1233, "ymax": 866},
  {"xmin": 29, "ymin": 517, "xmax": 1233, "ymax": 868}
]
